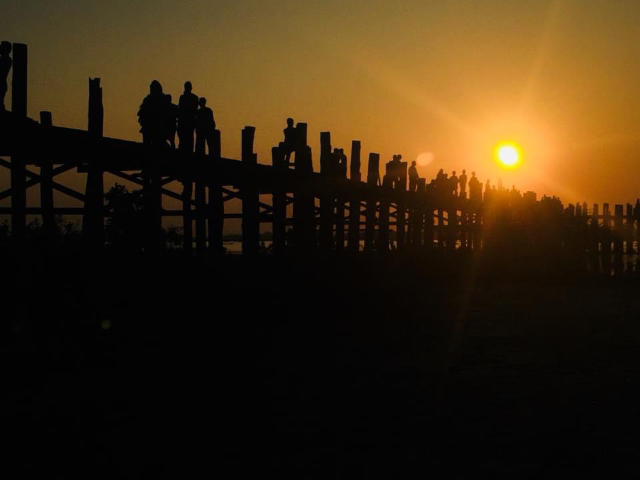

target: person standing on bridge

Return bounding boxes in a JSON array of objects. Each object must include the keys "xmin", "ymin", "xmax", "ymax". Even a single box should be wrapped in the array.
[
  {"xmin": 178, "ymin": 81, "xmax": 199, "ymax": 153},
  {"xmin": 164, "ymin": 94, "xmax": 178, "ymax": 148},
  {"xmin": 459, "ymin": 169, "xmax": 468, "ymax": 199},
  {"xmin": 195, "ymin": 97, "xmax": 216, "ymax": 157},
  {"xmin": 138, "ymin": 80, "xmax": 167, "ymax": 146},
  {"xmin": 282, "ymin": 118, "xmax": 297, "ymax": 164},
  {"xmin": 0, "ymin": 41, "xmax": 12, "ymax": 112},
  {"xmin": 450, "ymin": 171, "xmax": 459, "ymax": 197},
  {"xmin": 408, "ymin": 161, "xmax": 419, "ymax": 192}
]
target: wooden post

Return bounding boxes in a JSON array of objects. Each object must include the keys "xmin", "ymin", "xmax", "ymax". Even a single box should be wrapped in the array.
[
  {"xmin": 412, "ymin": 178, "xmax": 426, "ymax": 248},
  {"xmin": 11, "ymin": 43, "xmax": 27, "ymax": 244},
  {"xmin": 207, "ymin": 129, "xmax": 224, "ymax": 254},
  {"xmin": 626, "ymin": 204, "xmax": 634, "ymax": 254},
  {"xmin": 364, "ymin": 153, "xmax": 379, "ymax": 251},
  {"xmin": 347, "ymin": 140, "xmax": 361, "ymax": 251},
  {"xmin": 272, "ymin": 145, "xmax": 287, "ymax": 255},
  {"xmin": 378, "ymin": 165, "xmax": 392, "ymax": 252},
  {"xmin": 195, "ymin": 179, "xmax": 206, "ymax": 257},
  {"xmin": 242, "ymin": 126, "xmax": 259, "ymax": 256},
  {"xmin": 602, "ymin": 203, "xmax": 611, "ymax": 255},
  {"xmin": 182, "ymin": 178, "xmax": 193, "ymax": 256},
  {"xmin": 319, "ymin": 131, "xmax": 334, "ymax": 252},
  {"xmin": 83, "ymin": 78, "xmax": 105, "ymax": 250},
  {"xmin": 614, "ymin": 204, "xmax": 624, "ymax": 255},
  {"xmin": 39, "ymin": 112, "xmax": 55, "ymax": 239},
  {"xmin": 292, "ymin": 123, "xmax": 314, "ymax": 252},
  {"xmin": 395, "ymin": 161, "xmax": 407, "ymax": 250}
]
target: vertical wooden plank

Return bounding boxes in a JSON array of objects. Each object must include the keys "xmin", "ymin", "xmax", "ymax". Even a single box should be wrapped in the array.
[
  {"xmin": 208, "ymin": 129, "xmax": 223, "ymax": 254},
  {"xmin": 364, "ymin": 153, "xmax": 379, "ymax": 251},
  {"xmin": 626, "ymin": 204, "xmax": 633, "ymax": 254},
  {"xmin": 396, "ymin": 162, "xmax": 408, "ymax": 250},
  {"xmin": 39, "ymin": 111, "xmax": 54, "ymax": 239},
  {"xmin": 182, "ymin": 179, "xmax": 193, "ymax": 256},
  {"xmin": 195, "ymin": 179, "xmax": 206, "ymax": 256},
  {"xmin": 292, "ymin": 123, "xmax": 314, "ymax": 252},
  {"xmin": 614, "ymin": 204, "xmax": 624, "ymax": 255},
  {"xmin": 272, "ymin": 145, "xmax": 287, "ymax": 255},
  {"xmin": 378, "ymin": 173, "xmax": 391, "ymax": 252},
  {"xmin": 411, "ymin": 178, "xmax": 426, "ymax": 248},
  {"xmin": 11, "ymin": 43, "xmax": 27, "ymax": 244},
  {"xmin": 602, "ymin": 203, "xmax": 611, "ymax": 255},
  {"xmin": 83, "ymin": 78, "xmax": 105, "ymax": 250},
  {"xmin": 318, "ymin": 131, "xmax": 333, "ymax": 252},
  {"xmin": 347, "ymin": 140, "xmax": 361, "ymax": 251},
  {"xmin": 242, "ymin": 126, "xmax": 259, "ymax": 256}
]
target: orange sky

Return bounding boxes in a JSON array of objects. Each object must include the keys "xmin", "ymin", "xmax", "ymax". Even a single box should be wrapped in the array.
[{"xmin": 4, "ymin": 0, "xmax": 640, "ymax": 213}]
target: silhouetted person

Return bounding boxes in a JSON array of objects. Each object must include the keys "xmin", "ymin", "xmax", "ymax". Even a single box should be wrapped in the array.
[
  {"xmin": 164, "ymin": 94, "xmax": 178, "ymax": 148},
  {"xmin": 138, "ymin": 80, "xmax": 168, "ymax": 146},
  {"xmin": 469, "ymin": 171, "xmax": 480, "ymax": 201},
  {"xmin": 178, "ymin": 81, "xmax": 199, "ymax": 153},
  {"xmin": 195, "ymin": 97, "xmax": 216, "ymax": 156},
  {"xmin": 450, "ymin": 171, "xmax": 458, "ymax": 196},
  {"xmin": 459, "ymin": 169, "xmax": 468, "ymax": 198},
  {"xmin": 0, "ymin": 42, "xmax": 12, "ymax": 112},
  {"xmin": 338, "ymin": 148, "xmax": 347, "ymax": 177},
  {"xmin": 283, "ymin": 118, "xmax": 296, "ymax": 164},
  {"xmin": 408, "ymin": 161, "xmax": 419, "ymax": 192}
]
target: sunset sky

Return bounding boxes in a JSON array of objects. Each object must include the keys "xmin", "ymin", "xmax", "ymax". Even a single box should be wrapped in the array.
[{"xmin": 4, "ymin": 0, "xmax": 640, "ymax": 206}]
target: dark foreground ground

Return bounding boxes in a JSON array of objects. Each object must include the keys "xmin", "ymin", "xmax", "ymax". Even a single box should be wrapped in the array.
[{"xmin": 3, "ymin": 251, "xmax": 640, "ymax": 477}]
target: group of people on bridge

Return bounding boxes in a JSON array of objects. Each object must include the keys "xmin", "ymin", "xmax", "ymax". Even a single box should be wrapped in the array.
[{"xmin": 137, "ymin": 80, "xmax": 216, "ymax": 156}]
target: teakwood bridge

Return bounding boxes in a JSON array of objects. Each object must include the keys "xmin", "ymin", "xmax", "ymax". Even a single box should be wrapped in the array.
[{"xmin": 1, "ymin": 44, "xmax": 639, "ymax": 260}]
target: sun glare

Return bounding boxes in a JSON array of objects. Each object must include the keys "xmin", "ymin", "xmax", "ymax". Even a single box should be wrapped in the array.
[{"xmin": 496, "ymin": 143, "xmax": 521, "ymax": 168}]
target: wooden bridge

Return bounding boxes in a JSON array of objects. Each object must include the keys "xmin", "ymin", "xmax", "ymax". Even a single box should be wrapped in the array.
[{"xmin": 1, "ymin": 44, "xmax": 639, "ymax": 261}]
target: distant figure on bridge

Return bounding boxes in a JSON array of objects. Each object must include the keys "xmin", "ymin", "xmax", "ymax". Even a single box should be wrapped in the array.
[
  {"xmin": 338, "ymin": 148, "xmax": 347, "ymax": 177},
  {"xmin": 195, "ymin": 97, "xmax": 216, "ymax": 157},
  {"xmin": 178, "ymin": 81, "xmax": 199, "ymax": 153},
  {"xmin": 408, "ymin": 161, "xmax": 419, "ymax": 192},
  {"xmin": 283, "ymin": 118, "xmax": 297, "ymax": 164},
  {"xmin": 138, "ymin": 80, "xmax": 168, "ymax": 146},
  {"xmin": 459, "ymin": 170, "xmax": 468, "ymax": 198},
  {"xmin": 450, "ymin": 171, "xmax": 459, "ymax": 196},
  {"xmin": 469, "ymin": 171, "xmax": 480, "ymax": 201},
  {"xmin": 164, "ymin": 94, "xmax": 178, "ymax": 148},
  {"xmin": 0, "ymin": 41, "xmax": 12, "ymax": 112}
]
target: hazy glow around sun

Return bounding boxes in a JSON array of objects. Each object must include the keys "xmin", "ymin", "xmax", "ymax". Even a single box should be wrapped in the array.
[{"xmin": 496, "ymin": 143, "xmax": 522, "ymax": 168}]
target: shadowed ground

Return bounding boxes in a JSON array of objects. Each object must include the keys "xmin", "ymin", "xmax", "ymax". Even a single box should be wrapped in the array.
[{"xmin": 3, "ymin": 253, "xmax": 640, "ymax": 476}]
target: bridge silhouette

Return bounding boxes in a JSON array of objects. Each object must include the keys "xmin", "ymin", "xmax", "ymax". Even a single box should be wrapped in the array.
[{"xmin": 1, "ymin": 43, "xmax": 639, "ymax": 268}]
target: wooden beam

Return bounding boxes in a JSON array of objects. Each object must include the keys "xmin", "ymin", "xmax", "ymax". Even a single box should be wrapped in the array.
[{"xmin": 241, "ymin": 126, "xmax": 259, "ymax": 256}]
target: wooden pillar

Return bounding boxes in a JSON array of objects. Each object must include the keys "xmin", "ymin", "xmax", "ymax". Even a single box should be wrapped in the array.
[
  {"xmin": 272, "ymin": 145, "xmax": 287, "ymax": 255},
  {"xmin": 378, "ymin": 172, "xmax": 391, "ymax": 252},
  {"xmin": 319, "ymin": 131, "xmax": 333, "ymax": 252},
  {"xmin": 207, "ymin": 129, "xmax": 223, "ymax": 254},
  {"xmin": 11, "ymin": 43, "xmax": 27, "ymax": 244},
  {"xmin": 83, "ymin": 78, "xmax": 105, "ymax": 250},
  {"xmin": 292, "ymin": 123, "xmax": 314, "ymax": 252},
  {"xmin": 195, "ymin": 179, "xmax": 206, "ymax": 257},
  {"xmin": 625, "ymin": 204, "xmax": 634, "ymax": 254},
  {"xmin": 39, "ymin": 112, "xmax": 55, "ymax": 239},
  {"xmin": 347, "ymin": 140, "xmax": 361, "ymax": 251},
  {"xmin": 395, "ymin": 162, "xmax": 407, "ymax": 250},
  {"xmin": 242, "ymin": 126, "xmax": 259, "ymax": 256},
  {"xmin": 613, "ymin": 204, "xmax": 624, "ymax": 255},
  {"xmin": 364, "ymin": 153, "xmax": 379, "ymax": 251},
  {"xmin": 602, "ymin": 203, "xmax": 611, "ymax": 255},
  {"xmin": 182, "ymin": 178, "xmax": 193, "ymax": 256},
  {"xmin": 411, "ymin": 178, "xmax": 426, "ymax": 248}
]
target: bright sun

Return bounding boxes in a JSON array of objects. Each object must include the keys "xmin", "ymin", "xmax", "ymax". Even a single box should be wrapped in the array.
[{"xmin": 495, "ymin": 143, "xmax": 521, "ymax": 168}]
